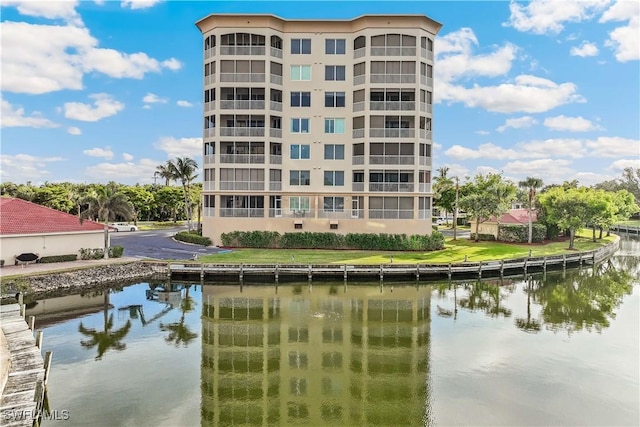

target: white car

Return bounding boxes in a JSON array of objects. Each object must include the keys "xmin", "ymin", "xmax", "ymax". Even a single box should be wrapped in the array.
[{"xmin": 109, "ymin": 222, "xmax": 138, "ymax": 232}]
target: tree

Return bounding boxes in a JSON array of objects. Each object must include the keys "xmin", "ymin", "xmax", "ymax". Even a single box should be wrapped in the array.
[
  {"xmin": 518, "ymin": 177, "xmax": 544, "ymax": 244},
  {"xmin": 594, "ymin": 167, "xmax": 640, "ymax": 208},
  {"xmin": 433, "ymin": 167, "xmax": 455, "ymax": 224},
  {"xmin": 155, "ymin": 163, "xmax": 174, "ymax": 186},
  {"xmin": 538, "ymin": 187, "xmax": 591, "ymax": 249},
  {"xmin": 121, "ymin": 185, "xmax": 155, "ymax": 224},
  {"xmin": 81, "ymin": 182, "xmax": 135, "ymax": 258},
  {"xmin": 166, "ymin": 157, "xmax": 199, "ymax": 232}
]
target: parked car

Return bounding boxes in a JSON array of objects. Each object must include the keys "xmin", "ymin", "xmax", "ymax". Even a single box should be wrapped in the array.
[
  {"xmin": 109, "ymin": 222, "xmax": 138, "ymax": 232},
  {"xmin": 436, "ymin": 218, "xmax": 446, "ymax": 225}
]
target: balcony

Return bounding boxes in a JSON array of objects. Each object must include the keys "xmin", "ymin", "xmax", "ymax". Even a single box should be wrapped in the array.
[
  {"xmin": 352, "ymin": 183, "xmax": 365, "ymax": 191},
  {"xmin": 219, "ymin": 127, "xmax": 264, "ymax": 137},
  {"xmin": 204, "ymin": 207, "xmax": 215, "ymax": 217},
  {"xmin": 419, "ymin": 156, "xmax": 432, "ymax": 167},
  {"xmin": 219, "ymin": 181, "xmax": 265, "ymax": 191},
  {"xmin": 420, "ymin": 48, "xmax": 434, "ymax": 61},
  {"xmin": 353, "ymin": 75, "xmax": 366, "ymax": 86},
  {"xmin": 420, "ymin": 102, "xmax": 433, "ymax": 114},
  {"xmin": 369, "ymin": 183, "xmax": 415, "ymax": 192},
  {"xmin": 418, "ymin": 209, "xmax": 432, "ymax": 220},
  {"xmin": 269, "ymin": 182, "xmax": 282, "ymax": 191},
  {"xmin": 370, "ymin": 74, "xmax": 416, "ymax": 84},
  {"xmin": 220, "ymin": 208, "xmax": 265, "ymax": 218},
  {"xmin": 205, "ymin": 101, "xmax": 215, "ymax": 112},
  {"xmin": 204, "ymin": 128, "xmax": 215, "ymax": 138},
  {"xmin": 353, "ymin": 102, "xmax": 365, "ymax": 112},
  {"xmin": 268, "ymin": 208, "xmax": 283, "ymax": 218},
  {"xmin": 370, "ymin": 101, "xmax": 415, "ymax": 111},
  {"xmin": 220, "ymin": 100, "xmax": 265, "ymax": 110},
  {"xmin": 219, "ymin": 154, "xmax": 265, "ymax": 164},
  {"xmin": 204, "ymin": 75, "xmax": 216, "ymax": 85},
  {"xmin": 353, "ymin": 47, "xmax": 366, "ymax": 59},
  {"xmin": 220, "ymin": 73, "xmax": 265, "ymax": 83},
  {"xmin": 369, "ymin": 128, "xmax": 415, "ymax": 138},
  {"xmin": 420, "ymin": 76, "xmax": 433, "ymax": 87},
  {"xmin": 368, "ymin": 155, "xmax": 414, "ymax": 165},
  {"xmin": 270, "ymin": 74, "xmax": 283, "ymax": 85},
  {"xmin": 204, "ymin": 154, "xmax": 215, "ymax": 165},
  {"xmin": 368, "ymin": 209, "xmax": 414, "ymax": 219},
  {"xmin": 270, "ymin": 47, "xmax": 283, "ymax": 58},
  {"xmin": 204, "ymin": 181, "xmax": 215, "ymax": 191},
  {"xmin": 419, "ymin": 130, "xmax": 432, "ymax": 139},
  {"xmin": 270, "ymin": 101, "xmax": 282, "ymax": 111},
  {"xmin": 204, "ymin": 48, "xmax": 215, "ymax": 59},
  {"xmin": 353, "ymin": 129, "xmax": 365, "ymax": 138},
  {"xmin": 370, "ymin": 47, "xmax": 416, "ymax": 56},
  {"xmin": 270, "ymin": 154, "xmax": 282, "ymax": 164},
  {"xmin": 220, "ymin": 46, "xmax": 265, "ymax": 56},
  {"xmin": 352, "ymin": 155, "xmax": 364, "ymax": 165},
  {"xmin": 419, "ymin": 183, "xmax": 432, "ymax": 193},
  {"xmin": 318, "ymin": 210, "xmax": 360, "ymax": 219},
  {"xmin": 270, "ymin": 128, "xmax": 282, "ymax": 138}
]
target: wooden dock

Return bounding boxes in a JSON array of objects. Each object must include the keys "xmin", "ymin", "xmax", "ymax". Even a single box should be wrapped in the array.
[
  {"xmin": 610, "ymin": 224, "xmax": 639, "ymax": 236},
  {"xmin": 0, "ymin": 304, "xmax": 48, "ymax": 427},
  {"xmin": 167, "ymin": 239, "xmax": 620, "ymax": 282}
]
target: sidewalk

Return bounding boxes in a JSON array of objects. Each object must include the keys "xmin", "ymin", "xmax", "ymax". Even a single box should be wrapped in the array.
[{"xmin": 0, "ymin": 257, "xmax": 140, "ymax": 278}]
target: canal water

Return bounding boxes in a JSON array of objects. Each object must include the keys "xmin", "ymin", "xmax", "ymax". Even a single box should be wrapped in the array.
[{"xmin": 34, "ymin": 239, "xmax": 639, "ymax": 426}]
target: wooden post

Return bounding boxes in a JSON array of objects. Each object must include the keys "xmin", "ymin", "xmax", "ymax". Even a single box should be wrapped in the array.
[
  {"xmin": 478, "ymin": 261, "xmax": 482, "ymax": 279},
  {"xmin": 29, "ymin": 316, "xmax": 36, "ymax": 331},
  {"xmin": 523, "ymin": 258, "xmax": 528, "ymax": 274},
  {"xmin": 43, "ymin": 351, "xmax": 53, "ymax": 386},
  {"xmin": 415, "ymin": 265, "xmax": 420, "ymax": 280},
  {"xmin": 275, "ymin": 264, "xmax": 279, "ymax": 282},
  {"xmin": 20, "ymin": 304, "xmax": 26, "ymax": 319},
  {"xmin": 500, "ymin": 259, "xmax": 504, "ymax": 276},
  {"xmin": 18, "ymin": 292, "xmax": 24, "ymax": 307},
  {"xmin": 239, "ymin": 263, "xmax": 243, "ymax": 281},
  {"xmin": 448, "ymin": 263, "xmax": 452, "ymax": 280},
  {"xmin": 379, "ymin": 265, "xmax": 384, "ymax": 281},
  {"xmin": 200, "ymin": 263, "xmax": 204, "ymax": 279},
  {"xmin": 167, "ymin": 264, "xmax": 171, "ymax": 278},
  {"xmin": 343, "ymin": 264, "xmax": 347, "ymax": 281},
  {"xmin": 543, "ymin": 256, "xmax": 547, "ymax": 272},
  {"xmin": 309, "ymin": 265, "xmax": 313, "ymax": 281},
  {"xmin": 36, "ymin": 330, "xmax": 43, "ymax": 349}
]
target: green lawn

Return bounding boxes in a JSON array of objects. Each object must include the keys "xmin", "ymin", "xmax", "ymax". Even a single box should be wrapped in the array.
[{"xmin": 196, "ymin": 231, "xmax": 615, "ymax": 265}]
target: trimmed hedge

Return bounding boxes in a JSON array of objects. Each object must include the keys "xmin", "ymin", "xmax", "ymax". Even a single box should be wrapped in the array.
[
  {"xmin": 220, "ymin": 230, "xmax": 445, "ymax": 251},
  {"xmin": 499, "ymin": 224, "xmax": 546, "ymax": 243},
  {"xmin": 39, "ymin": 254, "xmax": 78, "ymax": 263},
  {"xmin": 470, "ymin": 233, "xmax": 497, "ymax": 241},
  {"xmin": 175, "ymin": 231, "xmax": 212, "ymax": 246},
  {"xmin": 79, "ymin": 246, "xmax": 125, "ymax": 260},
  {"xmin": 110, "ymin": 246, "xmax": 124, "ymax": 258}
]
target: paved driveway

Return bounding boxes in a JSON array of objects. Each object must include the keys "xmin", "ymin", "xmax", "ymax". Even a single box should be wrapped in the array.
[{"xmin": 110, "ymin": 227, "xmax": 227, "ymax": 260}]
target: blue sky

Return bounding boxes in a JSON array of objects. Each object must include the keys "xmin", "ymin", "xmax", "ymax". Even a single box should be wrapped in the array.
[{"xmin": 1, "ymin": 0, "xmax": 638, "ymax": 186}]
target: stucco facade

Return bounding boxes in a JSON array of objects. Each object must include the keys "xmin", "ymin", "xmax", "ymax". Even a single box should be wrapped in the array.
[
  {"xmin": 196, "ymin": 14, "xmax": 442, "ymax": 245},
  {"xmin": 0, "ymin": 231, "xmax": 105, "ymax": 266}
]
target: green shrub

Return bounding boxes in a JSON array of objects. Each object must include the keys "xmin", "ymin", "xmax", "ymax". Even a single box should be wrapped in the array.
[
  {"xmin": 1, "ymin": 259, "xmax": 4, "ymax": 267},
  {"xmin": 39, "ymin": 254, "xmax": 78, "ymax": 263},
  {"xmin": 175, "ymin": 231, "xmax": 212, "ymax": 246},
  {"xmin": 221, "ymin": 230, "xmax": 281, "ymax": 248},
  {"xmin": 280, "ymin": 232, "xmax": 344, "ymax": 249},
  {"xmin": 498, "ymin": 224, "xmax": 546, "ymax": 243},
  {"xmin": 79, "ymin": 248, "xmax": 105, "ymax": 260},
  {"xmin": 470, "ymin": 233, "xmax": 497, "ymax": 241},
  {"xmin": 109, "ymin": 246, "xmax": 124, "ymax": 258}
]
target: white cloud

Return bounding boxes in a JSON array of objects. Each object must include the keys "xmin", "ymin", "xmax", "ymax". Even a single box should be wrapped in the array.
[
  {"xmin": 445, "ymin": 139, "xmax": 591, "ymax": 161},
  {"xmin": 2, "ymin": 0, "xmax": 83, "ymax": 27},
  {"xmin": 0, "ymin": 154, "xmax": 65, "ymax": 183},
  {"xmin": 153, "ymin": 137, "xmax": 202, "ymax": 159},
  {"xmin": 608, "ymin": 159, "xmax": 640, "ymax": 171},
  {"xmin": 504, "ymin": 0, "xmax": 610, "ymax": 34},
  {"xmin": 85, "ymin": 158, "xmax": 160, "ymax": 183},
  {"xmin": 475, "ymin": 130, "xmax": 491, "ymax": 136},
  {"xmin": 1, "ymin": 21, "xmax": 182, "ymax": 95},
  {"xmin": 600, "ymin": 1, "xmax": 640, "ymax": 62},
  {"xmin": 143, "ymin": 93, "xmax": 168, "ymax": 104},
  {"xmin": 121, "ymin": 0, "xmax": 162, "ymax": 10},
  {"xmin": 543, "ymin": 115, "xmax": 603, "ymax": 132},
  {"xmin": 586, "ymin": 137, "xmax": 640, "ymax": 157},
  {"xmin": 502, "ymin": 159, "xmax": 575, "ymax": 183},
  {"xmin": 64, "ymin": 93, "xmax": 124, "ymax": 122},
  {"xmin": 445, "ymin": 143, "xmax": 521, "ymax": 161},
  {"xmin": 83, "ymin": 147, "xmax": 114, "ymax": 159},
  {"xmin": 122, "ymin": 153, "xmax": 134, "ymax": 161},
  {"xmin": 571, "ymin": 171, "xmax": 617, "ymax": 186},
  {"xmin": 67, "ymin": 126, "xmax": 82, "ymax": 135},
  {"xmin": 570, "ymin": 41, "xmax": 599, "ymax": 57},
  {"xmin": 176, "ymin": 100, "xmax": 193, "ymax": 108},
  {"xmin": 1, "ymin": 99, "xmax": 59, "ymax": 128},
  {"xmin": 496, "ymin": 116, "xmax": 538, "ymax": 132}
]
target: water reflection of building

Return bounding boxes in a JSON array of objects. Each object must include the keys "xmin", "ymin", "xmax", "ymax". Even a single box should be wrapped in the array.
[{"xmin": 201, "ymin": 284, "xmax": 431, "ymax": 426}]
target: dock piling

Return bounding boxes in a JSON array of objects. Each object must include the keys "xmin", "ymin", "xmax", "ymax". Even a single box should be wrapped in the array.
[
  {"xmin": 36, "ymin": 330, "xmax": 43, "ymax": 349},
  {"xmin": 29, "ymin": 315, "xmax": 36, "ymax": 331},
  {"xmin": 44, "ymin": 351, "xmax": 53, "ymax": 386}
]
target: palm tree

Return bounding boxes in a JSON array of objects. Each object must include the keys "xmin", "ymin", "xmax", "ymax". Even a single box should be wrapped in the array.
[
  {"xmin": 81, "ymin": 182, "xmax": 135, "ymax": 259},
  {"xmin": 166, "ymin": 157, "xmax": 199, "ymax": 232},
  {"xmin": 155, "ymin": 163, "xmax": 174, "ymax": 186},
  {"xmin": 518, "ymin": 177, "xmax": 544, "ymax": 244},
  {"xmin": 78, "ymin": 291, "xmax": 132, "ymax": 360}
]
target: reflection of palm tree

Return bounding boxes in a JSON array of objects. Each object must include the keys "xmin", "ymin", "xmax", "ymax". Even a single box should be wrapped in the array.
[
  {"xmin": 159, "ymin": 286, "xmax": 198, "ymax": 347},
  {"xmin": 459, "ymin": 280, "xmax": 512, "ymax": 318},
  {"xmin": 78, "ymin": 291, "xmax": 132, "ymax": 360},
  {"xmin": 515, "ymin": 277, "xmax": 541, "ymax": 333}
]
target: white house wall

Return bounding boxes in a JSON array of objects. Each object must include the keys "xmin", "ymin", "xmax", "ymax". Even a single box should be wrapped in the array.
[{"xmin": 0, "ymin": 231, "xmax": 106, "ymax": 266}]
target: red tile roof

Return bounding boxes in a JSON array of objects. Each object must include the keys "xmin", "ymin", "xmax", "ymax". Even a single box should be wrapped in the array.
[
  {"xmin": 0, "ymin": 197, "xmax": 104, "ymax": 235},
  {"xmin": 485, "ymin": 208, "xmax": 537, "ymax": 224}
]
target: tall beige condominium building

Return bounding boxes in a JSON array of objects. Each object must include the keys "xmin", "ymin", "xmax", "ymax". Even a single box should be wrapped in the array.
[{"xmin": 196, "ymin": 14, "xmax": 442, "ymax": 244}]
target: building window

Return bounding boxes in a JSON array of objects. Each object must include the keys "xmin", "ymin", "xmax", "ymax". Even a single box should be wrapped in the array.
[
  {"xmin": 325, "ymin": 92, "xmax": 345, "ymax": 107},
  {"xmin": 290, "ymin": 144, "xmax": 310, "ymax": 160},
  {"xmin": 325, "ymin": 65, "xmax": 346, "ymax": 81},
  {"xmin": 324, "ymin": 144, "xmax": 344, "ymax": 160},
  {"xmin": 324, "ymin": 171, "xmax": 344, "ymax": 186},
  {"xmin": 290, "ymin": 65, "xmax": 311, "ymax": 81},
  {"xmin": 204, "ymin": 195, "xmax": 215, "ymax": 208},
  {"xmin": 325, "ymin": 39, "xmax": 346, "ymax": 54},
  {"xmin": 290, "ymin": 196, "xmax": 310, "ymax": 211},
  {"xmin": 291, "ymin": 38, "xmax": 311, "ymax": 54},
  {"xmin": 323, "ymin": 197, "xmax": 344, "ymax": 212},
  {"xmin": 291, "ymin": 118, "xmax": 310, "ymax": 133},
  {"xmin": 291, "ymin": 92, "xmax": 311, "ymax": 107},
  {"xmin": 324, "ymin": 118, "xmax": 345, "ymax": 134},
  {"xmin": 290, "ymin": 170, "xmax": 311, "ymax": 185}
]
